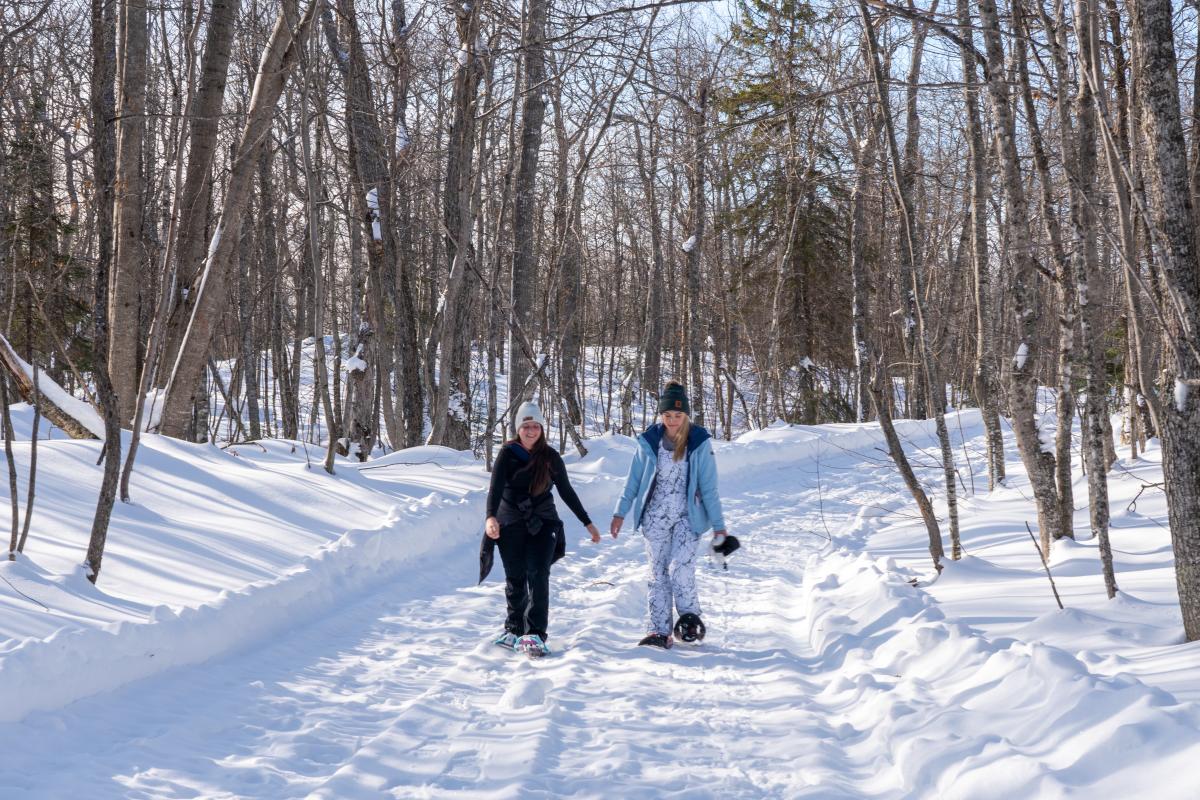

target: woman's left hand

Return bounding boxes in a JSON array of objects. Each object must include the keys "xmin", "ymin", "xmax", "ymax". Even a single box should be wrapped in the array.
[{"xmin": 586, "ymin": 523, "xmax": 601, "ymax": 543}]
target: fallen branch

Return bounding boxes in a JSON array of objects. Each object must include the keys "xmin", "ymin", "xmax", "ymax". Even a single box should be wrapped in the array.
[{"xmin": 0, "ymin": 334, "xmax": 100, "ymax": 440}]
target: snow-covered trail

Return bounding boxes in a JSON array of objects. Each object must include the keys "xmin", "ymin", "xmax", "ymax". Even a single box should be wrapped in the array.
[
  {"xmin": 6, "ymin": 416, "xmax": 1200, "ymax": 798},
  {"xmin": 1, "ymin": 433, "xmax": 917, "ymax": 799}
]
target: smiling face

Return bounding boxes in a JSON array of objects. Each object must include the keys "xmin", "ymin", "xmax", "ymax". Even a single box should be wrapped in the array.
[
  {"xmin": 661, "ymin": 410, "xmax": 687, "ymax": 438},
  {"xmin": 518, "ymin": 420, "xmax": 543, "ymax": 449}
]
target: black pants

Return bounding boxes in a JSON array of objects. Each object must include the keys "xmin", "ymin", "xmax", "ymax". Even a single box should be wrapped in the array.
[{"xmin": 497, "ymin": 521, "xmax": 557, "ymax": 639}]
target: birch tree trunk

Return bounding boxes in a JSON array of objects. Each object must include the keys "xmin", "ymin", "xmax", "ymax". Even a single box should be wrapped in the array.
[
  {"xmin": 978, "ymin": 0, "xmax": 1068, "ymax": 550},
  {"xmin": 1071, "ymin": 0, "xmax": 1117, "ymax": 597}
]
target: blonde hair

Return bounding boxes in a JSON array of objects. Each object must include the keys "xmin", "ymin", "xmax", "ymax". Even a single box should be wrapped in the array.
[{"xmin": 661, "ymin": 414, "xmax": 690, "ymax": 461}]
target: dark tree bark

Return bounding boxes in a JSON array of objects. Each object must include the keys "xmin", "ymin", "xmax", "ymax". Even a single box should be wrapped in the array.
[
  {"xmin": 109, "ymin": 0, "xmax": 149, "ymax": 423},
  {"xmin": 507, "ymin": 0, "xmax": 549, "ymax": 432},
  {"xmin": 429, "ymin": 0, "xmax": 483, "ymax": 449},
  {"xmin": 85, "ymin": 0, "xmax": 122, "ymax": 582},
  {"xmin": 957, "ymin": 0, "xmax": 1004, "ymax": 487},
  {"xmin": 158, "ymin": 0, "xmax": 241, "ymax": 389},
  {"xmin": 1127, "ymin": 0, "xmax": 1200, "ymax": 640},
  {"xmin": 160, "ymin": 0, "xmax": 319, "ymax": 439}
]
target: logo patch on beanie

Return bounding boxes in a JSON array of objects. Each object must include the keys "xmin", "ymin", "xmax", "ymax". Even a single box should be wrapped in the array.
[{"xmin": 674, "ymin": 400, "xmax": 682, "ymax": 408}]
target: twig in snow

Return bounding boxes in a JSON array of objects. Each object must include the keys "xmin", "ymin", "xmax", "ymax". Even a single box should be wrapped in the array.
[
  {"xmin": 814, "ymin": 442, "xmax": 833, "ymax": 542},
  {"xmin": 0, "ymin": 571, "xmax": 50, "ymax": 612},
  {"xmin": 1126, "ymin": 481, "xmax": 1165, "ymax": 515},
  {"xmin": 1026, "ymin": 521, "xmax": 1064, "ymax": 610}
]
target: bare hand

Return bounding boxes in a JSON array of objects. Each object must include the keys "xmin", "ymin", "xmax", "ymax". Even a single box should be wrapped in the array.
[
  {"xmin": 586, "ymin": 523, "xmax": 601, "ymax": 543},
  {"xmin": 485, "ymin": 516, "xmax": 500, "ymax": 540},
  {"xmin": 610, "ymin": 517, "xmax": 623, "ymax": 539}
]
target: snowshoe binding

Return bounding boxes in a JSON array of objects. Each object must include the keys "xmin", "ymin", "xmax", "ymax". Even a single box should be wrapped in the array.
[
  {"xmin": 673, "ymin": 613, "xmax": 706, "ymax": 644},
  {"xmin": 638, "ymin": 633, "xmax": 673, "ymax": 649},
  {"xmin": 516, "ymin": 634, "xmax": 550, "ymax": 658},
  {"xmin": 494, "ymin": 632, "xmax": 519, "ymax": 650}
]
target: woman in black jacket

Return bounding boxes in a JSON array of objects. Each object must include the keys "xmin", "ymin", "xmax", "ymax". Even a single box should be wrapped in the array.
[{"xmin": 485, "ymin": 401, "xmax": 599, "ymax": 656}]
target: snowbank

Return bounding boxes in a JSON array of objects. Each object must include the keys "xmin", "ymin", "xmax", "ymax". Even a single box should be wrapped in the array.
[{"xmin": 803, "ymin": 550, "xmax": 1200, "ymax": 798}]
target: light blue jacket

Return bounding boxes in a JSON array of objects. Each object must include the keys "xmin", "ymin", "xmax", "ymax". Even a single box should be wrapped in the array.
[{"xmin": 613, "ymin": 423, "xmax": 725, "ymax": 537}]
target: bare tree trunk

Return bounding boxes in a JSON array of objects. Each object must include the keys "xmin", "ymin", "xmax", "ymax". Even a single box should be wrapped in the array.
[
  {"xmin": 849, "ymin": 110, "xmax": 875, "ymax": 424},
  {"xmin": 870, "ymin": 367, "xmax": 944, "ymax": 571},
  {"xmin": 322, "ymin": 0, "xmax": 404, "ymax": 459},
  {"xmin": 1071, "ymin": 0, "xmax": 1117, "ymax": 597},
  {"xmin": 957, "ymin": 0, "xmax": 1004, "ymax": 486},
  {"xmin": 507, "ymin": 0, "xmax": 548, "ymax": 432},
  {"xmin": 17, "ymin": 366, "xmax": 38, "ymax": 552},
  {"xmin": 1014, "ymin": 2, "xmax": 1075, "ymax": 548},
  {"xmin": 978, "ymin": 0, "xmax": 1068, "ymax": 551},
  {"xmin": 85, "ymin": 0, "xmax": 122, "ymax": 582},
  {"xmin": 633, "ymin": 124, "xmax": 664, "ymax": 397},
  {"xmin": 298, "ymin": 35, "xmax": 336, "ymax": 471},
  {"xmin": 1103, "ymin": 0, "xmax": 1162, "ymax": 438},
  {"xmin": 2, "ymin": 377, "xmax": 19, "ymax": 557},
  {"xmin": 109, "ymin": 0, "xmax": 148, "ymax": 424},
  {"xmin": 1126, "ymin": 0, "xmax": 1200, "ymax": 640},
  {"xmin": 389, "ymin": 0, "xmax": 423, "ymax": 449},
  {"xmin": 160, "ymin": 0, "xmax": 319, "ymax": 439},
  {"xmin": 158, "ymin": 0, "xmax": 241, "ymax": 388},
  {"xmin": 120, "ymin": 5, "xmax": 204, "ymax": 500},
  {"xmin": 429, "ymin": 1, "xmax": 482, "ymax": 449},
  {"xmin": 858, "ymin": 0, "xmax": 951, "ymax": 562},
  {"xmin": 684, "ymin": 78, "xmax": 709, "ymax": 426}
]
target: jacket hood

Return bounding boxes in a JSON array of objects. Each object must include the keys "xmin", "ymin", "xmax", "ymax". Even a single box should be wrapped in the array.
[{"xmin": 641, "ymin": 422, "xmax": 710, "ymax": 454}]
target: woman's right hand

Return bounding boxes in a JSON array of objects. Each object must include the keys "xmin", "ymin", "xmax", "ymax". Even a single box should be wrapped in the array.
[
  {"xmin": 609, "ymin": 516, "xmax": 623, "ymax": 538},
  {"xmin": 485, "ymin": 516, "xmax": 500, "ymax": 539}
]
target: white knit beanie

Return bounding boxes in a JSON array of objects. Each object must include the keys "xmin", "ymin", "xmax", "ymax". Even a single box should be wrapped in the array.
[{"xmin": 514, "ymin": 401, "xmax": 546, "ymax": 430}]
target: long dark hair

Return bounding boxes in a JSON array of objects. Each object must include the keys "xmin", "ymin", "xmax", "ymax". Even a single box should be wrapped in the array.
[{"xmin": 508, "ymin": 430, "xmax": 553, "ymax": 495}]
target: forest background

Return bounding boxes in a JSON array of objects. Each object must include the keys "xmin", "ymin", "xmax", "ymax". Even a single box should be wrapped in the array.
[{"xmin": 2, "ymin": 0, "xmax": 1200, "ymax": 640}]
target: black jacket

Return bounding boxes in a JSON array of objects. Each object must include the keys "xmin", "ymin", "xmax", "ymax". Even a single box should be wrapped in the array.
[{"xmin": 478, "ymin": 442, "xmax": 589, "ymax": 583}]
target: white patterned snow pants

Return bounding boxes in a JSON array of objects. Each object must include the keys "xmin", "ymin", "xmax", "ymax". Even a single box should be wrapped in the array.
[{"xmin": 644, "ymin": 518, "xmax": 701, "ymax": 635}]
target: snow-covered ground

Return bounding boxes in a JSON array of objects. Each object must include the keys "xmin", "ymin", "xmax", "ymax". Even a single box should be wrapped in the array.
[{"xmin": 1, "ymin": 402, "xmax": 1198, "ymax": 798}]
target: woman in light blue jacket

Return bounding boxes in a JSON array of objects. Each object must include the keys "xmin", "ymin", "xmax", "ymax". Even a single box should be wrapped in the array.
[{"xmin": 610, "ymin": 382, "xmax": 728, "ymax": 648}]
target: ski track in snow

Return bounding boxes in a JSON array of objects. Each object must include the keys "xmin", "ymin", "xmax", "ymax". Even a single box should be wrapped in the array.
[{"xmin": 0, "ymin": 440, "xmax": 912, "ymax": 799}]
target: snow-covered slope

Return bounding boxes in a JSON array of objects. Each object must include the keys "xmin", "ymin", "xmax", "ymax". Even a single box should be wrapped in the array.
[{"xmin": 0, "ymin": 404, "xmax": 1197, "ymax": 798}]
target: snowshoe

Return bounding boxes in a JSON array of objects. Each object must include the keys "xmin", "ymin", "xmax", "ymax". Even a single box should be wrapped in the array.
[
  {"xmin": 516, "ymin": 634, "xmax": 551, "ymax": 658},
  {"xmin": 494, "ymin": 632, "xmax": 519, "ymax": 650},
  {"xmin": 638, "ymin": 633, "xmax": 672, "ymax": 649},
  {"xmin": 673, "ymin": 613, "xmax": 706, "ymax": 644}
]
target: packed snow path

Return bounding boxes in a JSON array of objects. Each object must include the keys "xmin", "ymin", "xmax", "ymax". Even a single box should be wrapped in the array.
[
  {"xmin": 3, "ymin": 433, "xmax": 915, "ymax": 799},
  {"xmin": 4, "ymin": 419, "xmax": 1199, "ymax": 798}
]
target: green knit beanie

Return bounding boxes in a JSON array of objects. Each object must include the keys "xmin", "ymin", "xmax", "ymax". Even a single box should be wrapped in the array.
[{"xmin": 657, "ymin": 382, "xmax": 690, "ymax": 415}]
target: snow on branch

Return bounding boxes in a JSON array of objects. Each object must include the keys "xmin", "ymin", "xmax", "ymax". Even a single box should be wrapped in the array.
[{"xmin": 0, "ymin": 334, "xmax": 102, "ymax": 439}]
